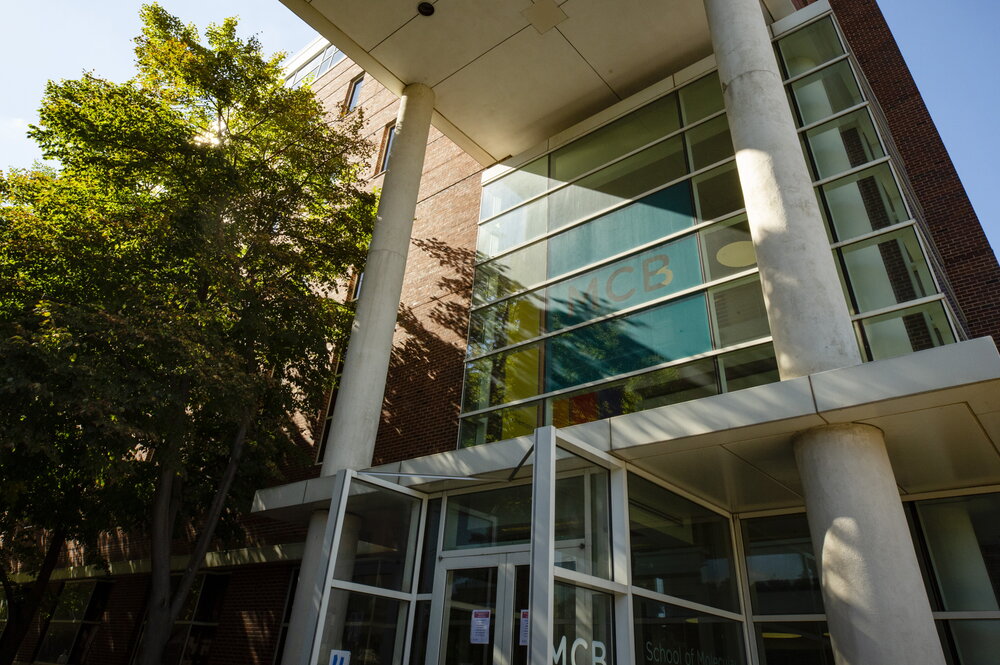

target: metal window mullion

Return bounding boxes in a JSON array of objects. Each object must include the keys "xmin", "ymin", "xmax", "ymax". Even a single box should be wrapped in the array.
[
  {"xmin": 307, "ymin": 468, "xmax": 353, "ymax": 665},
  {"xmin": 732, "ymin": 516, "xmax": 760, "ymax": 665},
  {"xmin": 529, "ymin": 427, "xmax": 557, "ymax": 665}
]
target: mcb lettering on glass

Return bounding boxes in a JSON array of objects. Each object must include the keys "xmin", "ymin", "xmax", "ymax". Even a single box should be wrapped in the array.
[{"xmin": 552, "ymin": 636, "xmax": 608, "ymax": 665}]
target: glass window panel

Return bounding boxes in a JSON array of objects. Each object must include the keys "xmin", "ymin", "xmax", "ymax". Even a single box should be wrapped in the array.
[
  {"xmin": 742, "ymin": 513, "xmax": 824, "ymax": 615},
  {"xmin": 778, "ymin": 18, "xmax": 845, "ymax": 78},
  {"xmin": 633, "ymin": 597, "xmax": 746, "ymax": 665},
  {"xmin": 408, "ymin": 601, "xmax": 433, "ymax": 665},
  {"xmin": 481, "ymin": 157, "xmax": 550, "ymax": 220},
  {"xmin": 477, "ymin": 197, "xmax": 548, "ymax": 259},
  {"xmin": 942, "ymin": 620, "xmax": 1000, "ymax": 665},
  {"xmin": 545, "ymin": 295, "xmax": 712, "ymax": 392},
  {"xmin": 710, "ymin": 277, "xmax": 769, "ymax": 349},
  {"xmin": 469, "ymin": 292, "xmax": 544, "ymax": 357},
  {"xmin": 860, "ymin": 300, "xmax": 955, "ymax": 361},
  {"xmin": 459, "ymin": 402, "xmax": 539, "ymax": 448},
  {"xmin": 547, "ymin": 182, "xmax": 695, "ymax": 279},
  {"xmin": 547, "ymin": 235, "xmax": 703, "ymax": 332},
  {"xmin": 193, "ymin": 574, "xmax": 229, "ymax": 623},
  {"xmin": 317, "ymin": 590, "xmax": 407, "ymax": 665},
  {"xmin": 332, "ymin": 481, "xmax": 421, "ymax": 592},
  {"xmin": 35, "ymin": 622, "xmax": 82, "ymax": 664},
  {"xmin": 553, "ymin": 583, "xmax": 615, "ymax": 665},
  {"xmin": 821, "ymin": 163, "xmax": 908, "ymax": 241},
  {"xmin": 791, "ymin": 60, "xmax": 864, "ymax": 126},
  {"xmin": 693, "ymin": 163, "xmax": 744, "ymax": 222},
  {"xmin": 686, "ymin": 115, "xmax": 734, "ymax": 170},
  {"xmin": 418, "ymin": 499, "xmax": 441, "ymax": 594},
  {"xmin": 551, "ymin": 93, "xmax": 681, "ymax": 183},
  {"xmin": 915, "ymin": 494, "xmax": 1000, "ymax": 612},
  {"xmin": 629, "ymin": 474, "xmax": 739, "ymax": 611},
  {"xmin": 548, "ymin": 359, "xmax": 718, "ymax": 428},
  {"xmin": 719, "ymin": 344, "xmax": 779, "ymax": 393},
  {"xmin": 547, "ymin": 136, "xmax": 687, "ymax": 232},
  {"xmin": 755, "ymin": 622, "xmax": 834, "ymax": 665},
  {"xmin": 840, "ymin": 227, "xmax": 935, "ymax": 314},
  {"xmin": 463, "ymin": 344, "xmax": 541, "ymax": 411},
  {"xmin": 553, "ymin": 463, "xmax": 612, "ymax": 579},
  {"xmin": 679, "ymin": 72, "xmax": 724, "ymax": 125},
  {"xmin": 51, "ymin": 581, "xmax": 96, "ymax": 621},
  {"xmin": 441, "ymin": 568, "xmax": 498, "ymax": 665},
  {"xmin": 473, "ymin": 242, "xmax": 547, "ymax": 305},
  {"xmin": 701, "ymin": 215, "xmax": 755, "ymax": 282},
  {"xmin": 805, "ymin": 110, "xmax": 884, "ymax": 180}
]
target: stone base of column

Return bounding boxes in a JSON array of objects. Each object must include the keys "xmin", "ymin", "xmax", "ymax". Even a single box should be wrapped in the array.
[{"xmin": 794, "ymin": 423, "xmax": 945, "ymax": 665}]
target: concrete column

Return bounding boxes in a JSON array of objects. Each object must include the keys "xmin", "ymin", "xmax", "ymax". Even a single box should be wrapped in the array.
[
  {"xmin": 703, "ymin": 0, "xmax": 861, "ymax": 378},
  {"xmin": 282, "ymin": 83, "xmax": 435, "ymax": 665},
  {"xmin": 794, "ymin": 424, "xmax": 945, "ymax": 665}
]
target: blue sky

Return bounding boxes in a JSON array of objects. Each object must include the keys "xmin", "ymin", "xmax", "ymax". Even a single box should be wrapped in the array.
[{"xmin": 1, "ymin": 0, "xmax": 997, "ymax": 257}]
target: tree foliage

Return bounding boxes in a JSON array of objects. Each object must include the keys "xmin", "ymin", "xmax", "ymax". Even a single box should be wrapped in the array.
[{"xmin": 0, "ymin": 5, "xmax": 375, "ymax": 663}]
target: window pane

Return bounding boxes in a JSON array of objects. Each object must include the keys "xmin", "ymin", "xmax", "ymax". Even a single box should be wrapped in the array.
[
  {"xmin": 547, "ymin": 182, "xmax": 695, "ymax": 279},
  {"xmin": 35, "ymin": 623, "xmax": 82, "ymax": 665},
  {"xmin": 701, "ymin": 215, "xmax": 755, "ymax": 282},
  {"xmin": 463, "ymin": 344, "xmax": 541, "ymax": 411},
  {"xmin": 477, "ymin": 197, "xmax": 548, "ymax": 259},
  {"xmin": 821, "ymin": 163, "xmax": 908, "ymax": 241},
  {"xmin": 805, "ymin": 110, "xmax": 884, "ymax": 180},
  {"xmin": 317, "ymin": 591, "xmax": 406, "ymax": 665},
  {"xmin": 633, "ymin": 597, "xmax": 746, "ymax": 665},
  {"xmin": 469, "ymin": 292, "xmax": 544, "ymax": 356},
  {"xmin": 554, "ymin": 464, "xmax": 612, "ymax": 579},
  {"xmin": 915, "ymin": 494, "xmax": 1000, "ymax": 612},
  {"xmin": 791, "ymin": 60, "xmax": 863, "ymax": 126},
  {"xmin": 710, "ymin": 277, "xmax": 769, "ymax": 348},
  {"xmin": 629, "ymin": 474, "xmax": 739, "ymax": 611},
  {"xmin": 459, "ymin": 402, "xmax": 539, "ymax": 448},
  {"xmin": 755, "ymin": 622, "xmax": 834, "ymax": 665},
  {"xmin": 52, "ymin": 581, "xmax": 96, "ymax": 621},
  {"xmin": 418, "ymin": 500, "xmax": 441, "ymax": 594},
  {"xmin": 686, "ymin": 114, "xmax": 733, "ymax": 170},
  {"xmin": 942, "ymin": 620, "xmax": 1000, "ymax": 665},
  {"xmin": 548, "ymin": 359, "xmax": 718, "ymax": 428},
  {"xmin": 742, "ymin": 513, "xmax": 824, "ymax": 615},
  {"xmin": 679, "ymin": 72, "xmax": 724, "ymax": 125},
  {"xmin": 553, "ymin": 584, "xmax": 615, "ymax": 665},
  {"xmin": 551, "ymin": 93, "xmax": 681, "ymax": 183},
  {"xmin": 860, "ymin": 300, "xmax": 955, "ymax": 361},
  {"xmin": 719, "ymin": 344, "xmax": 779, "ymax": 393},
  {"xmin": 333, "ymin": 482, "xmax": 421, "ymax": 592},
  {"xmin": 473, "ymin": 242, "xmax": 546, "ymax": 305},
  {"xmin": 546, "ymin": 235, "xmax": 703, "ymax": 332},
  {"xmin": 545, "ymin": 295, "xmax": 712, "ymax": 392},
  {"xmin": 693, "ymin": 162, "xmax": 744, "ymax": 222},
  {"xmin": 481, "ymin": 156, "xmax": 550, "ymax": 220},
  {"xmin": 778, "ymin": 17, "xmax": 845, "ymax": 78},
  {"xmin": 547, "ymin": 136, "xmax": 687, "ymax": 232},
  {"xmin": 840, "ymin": 227, "xmax": 935, "ymax": 314},
  {"xmin": 408, "ymin": 601, "xmax": 433, "ymax": 665}
]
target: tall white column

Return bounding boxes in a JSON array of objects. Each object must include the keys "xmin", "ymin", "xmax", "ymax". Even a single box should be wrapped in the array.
[
  {"xmin": 795, "ymin": 425, "xmax": 946, "ymax": 665},
  {"xmin": 282, "ymin": 83, "xmax": 435, "ymax": 665},
  {"xmin": 704, "ymin": 0, "xmax": 860, "ymax": 379}
]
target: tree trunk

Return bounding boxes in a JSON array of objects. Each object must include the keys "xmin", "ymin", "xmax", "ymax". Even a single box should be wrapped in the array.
[{"xmin": 0, "ymin": 528, "xmax": 66, "ymax": 665}]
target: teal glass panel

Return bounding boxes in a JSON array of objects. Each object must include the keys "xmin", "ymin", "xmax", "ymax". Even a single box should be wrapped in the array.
[
  {"xmin": 547, "ymin": 182, "xmax": 695, "ymax": 279},
  {"xmin": 678, "ymin": 72, "xmax": 724, "ymax": 125},
  {"xmin": 473, "ymin": 240, "xmax": 546, "ymax": 305},
  {"xmin": 546, "ymin": 235, "xmax": 702, "ymax": 331},
  {"xmin": 777, "ymin": 17, "xmax": 844, "ymax": 78},
  {"xmin": 480, "ymin": 156, "xmax": 550, "ymax": 220},
  {"xmin": 545, "ymin": 295, "xmax": 711, "ymax": 392}
]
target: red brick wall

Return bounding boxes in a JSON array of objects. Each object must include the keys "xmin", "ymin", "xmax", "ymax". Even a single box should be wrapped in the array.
[
  {"xmin": 207, "ymin": 564, "xmax": 295, "ymax": 665},
  {"xmin": 831, "ymin": 0, "xmax": 1000, "ymax": 345},
  {"xmin": 84, "ymin": 575, "xmax": 148, "ymax": 665}
]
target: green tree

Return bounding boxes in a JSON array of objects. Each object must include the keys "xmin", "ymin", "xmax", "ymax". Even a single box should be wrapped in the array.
[{"xmin": 0, "ymin": 5, "xmax": 375, "ymax": 663}]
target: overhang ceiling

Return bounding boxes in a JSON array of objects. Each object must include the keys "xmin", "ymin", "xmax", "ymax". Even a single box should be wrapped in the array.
[{"xmin": 280, "ymin": 0, "xmax": 797, "ymax": 165}]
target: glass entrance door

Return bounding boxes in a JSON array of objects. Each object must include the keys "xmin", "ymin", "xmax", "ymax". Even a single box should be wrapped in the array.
[{"xmin": 432, "ymin": 553, "xmax": 530, "ymax": 665}]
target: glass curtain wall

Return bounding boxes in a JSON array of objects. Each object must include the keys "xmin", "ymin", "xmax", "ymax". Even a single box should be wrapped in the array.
[
  {"xmin": 776, "ymin": 16, "xmax": 956, "ymax": 361},
  {"xmin": 462, "ymin": 73, "xmax": 777, "ymax": 447}
]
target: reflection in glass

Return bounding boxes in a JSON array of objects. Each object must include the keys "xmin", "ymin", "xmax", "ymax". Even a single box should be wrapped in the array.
[
  {"xmin": 710, "ymin": 277, "xmax": 769, "ymax": 349},
  {"xmin": 478, "ymin": 197, "xmax": 548, "ymax": 259},
  {"xmin": 463, "ymin": 344, "xmax": 542, "ymax": 412},
  {"xmin": 840, "ymin": 227, "xmax": 934, "ymax": 314},
  {"xmin": 481, "ymin": 156, "xmax": 550, "ymax": 220},
  {"xmin": 743, "ymin": 514, "xmax": 824, "ymax": 615},
  {"xmin": 693, "ymin": 163, "xmax": 744, "ymax": 222},
  {"xmin": 805, "ymin": 110, "xmax": 884, "ymax": 180},
  {"xmin": 408, "ymin": 601, "xmax": 433, "ymax": 665},
  {"xmin": 473, "ymin": 242, "xmax": 547, "ymax": 305},
  {"xmin": 755, "ymin": 622, "xmax": 834, "ymax": 665},
  {"xmin": 633, "ymin": 597, "xmax": 745, "ymax": 665},
  {"xmin": 459, "ymin": 402, "xmax": 540, "ymax": 448},
  {"xmin": 469, "ymin": 292, "xmax": 544, "ymax": 356},
  {"xmin": 821, "ymin": 163, "xmax": 908, "ymax": 241},
  {"xmin": 418, "ymin": 499, "xmax": 441, "ymax": 594},
  {"xmin": 442, "ymin": 568, "xmax": 497, "ymax": 665},
  {"xmin": 701, "ymin": 215, "xmax": 755, "ymax": 282},
  {"xmin": 554, "ymin": 466, "xmax": 612, "ymax": 579},
  {"xmin": 942, "ymin": 620, "xmax": 1000, "ymax": 665},
  {"xmin": 554, "ymin": 583, "xmax": 616, "ymax": 665},
  {"xmin": 333, "ymin": 482, "xmax": 421, "ymax": 592},
  {"xmin": 778, "ymin": 17, "xmax": 844, "ymax": 78},
  {"xmin": 686, "ymin": 115, "xmax": 733, "ymax": 171},
  {"xmin": 860, "ymin": 300, "xmax": 955, "ymax": 360},
  {"xmin": 629, "ymin": 474, "xmax": 739, "ymax": 611},
  {"xmin": 718, "ymin": 344, "xmax": 779, "ymax": 393},
  {"xmin": 679, "ymin": 73, "xmax": 724, "ymax": 125},
  {"xmin": 790, "ymin": 60, "xmax": 863, "ymax": 126},
  {"xmin": 317, "ymin": 591, "xmax": 407, "ymax": 665}
]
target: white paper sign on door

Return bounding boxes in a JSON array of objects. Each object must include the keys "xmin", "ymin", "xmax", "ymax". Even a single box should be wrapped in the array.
[
  {"xmin": 470, "ymin": 609, "xmax": 491, "ymax": 644},
  {"xmin": 518, "ymin": 609, "xmax": 529, "ymax": 646}
]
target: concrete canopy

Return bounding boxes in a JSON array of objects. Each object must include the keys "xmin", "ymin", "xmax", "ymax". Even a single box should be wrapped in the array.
[{"xmin": 280, "ymin": 0, "xmax": 801, "ymax": 165}]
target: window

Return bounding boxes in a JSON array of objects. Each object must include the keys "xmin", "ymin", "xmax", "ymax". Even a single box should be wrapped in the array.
[
  {"xmin": 345, "ymin": 74, "xmax": 364, "ymax": 112},
  {"xmin": 377, "ymin": 122, "xmax": 396, "ymax": 173},
  {"xmin": 34, "ymin": 579, "xmax": 113, "ymax": 665}
]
